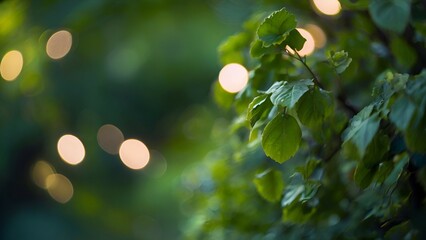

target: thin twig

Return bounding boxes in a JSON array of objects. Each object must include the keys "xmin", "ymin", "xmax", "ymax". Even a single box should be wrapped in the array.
[
  {"xmin": 286, "ymin": 48, "xmax": 358, "ymax": 115},
  {"xmin": 293, "ymin": 50, "xmax": 324, "ymax": 89}
]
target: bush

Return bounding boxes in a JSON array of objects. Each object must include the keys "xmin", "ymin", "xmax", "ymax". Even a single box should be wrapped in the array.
[{"xmin": 184, "ymin": 1, "xmax": 426, "ymax": 239}]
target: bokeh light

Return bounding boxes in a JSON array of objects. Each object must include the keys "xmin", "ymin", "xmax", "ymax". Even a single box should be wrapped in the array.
[
  {"xmin": 46, "ymin": 174, "xmax": 74, "ymax": 203},
  {"xmin": 119, "ymin": 139, "xmax": 150, "ymax": 170},
  {"xmin": 305, "ymin": 24, "xmax": 327, "ymax": 49},
  {"xmin": 218, "ymin": 63, "xmax": 249, "ymax": 93},
  {"xmin": 312, "ymin": 0, "xmax": 341, "ymax": 16},
  {"xmin": 97, "ymin": 124, "xmax": 125, "ymax": 154},
  {"xmin": 0, "ymin": 50, "xmax": 23, "ymax": 81},
  {"xmin": 296, "ymin": 28, "xmax": 315, "ymax": 56},
  {"xmin": 46, "ymin": 30, "xmax": 72, "ymax": 59},
  {"xmin": 31, "ymin": 160, "xmax": 55, "ymax": 189},
  {"xmin": 57, "ymin": 134, "xmax": 85, "ymax": 165}
]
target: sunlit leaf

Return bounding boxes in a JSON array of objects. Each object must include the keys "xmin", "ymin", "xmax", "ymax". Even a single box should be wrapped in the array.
[
  {"xmin": 253, "ymin": 169, "xmax": 285, "ymax": 202},
  {"xmin": 257, "ymin": 8, "xmax": 297, "ymax": 47},
  {"xmin": 262, "ymin": 113, "xmax": 301, "ymax": 163},
  {"xmin": 247, "ymin": 94, "xmax": 272, "ymax": 127},
  {"xmin": 263, "ymin": 81, "xmax": 285, "ymax": 94},
  {"xmin": 283, "ymin": 29, "xmax": 306, "ymax": 51},
  {"xmin": 329, "ymin": 50, "xmax": 352, "ymax": 74},
  {"xmin": 270, "ymin": 79, "xmax": 313, "ymax": 109}
]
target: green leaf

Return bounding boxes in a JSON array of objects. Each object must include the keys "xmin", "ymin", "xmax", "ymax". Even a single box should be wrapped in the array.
[
  {"xmin": 263, "ymin": 81, "xmax": 285, "ymax": 94},
  {"xmin": 251, "ymin": 29, "xmax": 305, "ymax": 58},
  {"xmin": 281, "ymin": 184, "xmax": 304, "ymax": 207},
  {"xmin": 403, "ymin": 76, "xmax": 426, "ymax": 153},
  {"xmin": 257, "ymin": 8, "xmax": 297, "ymax": 47},
  {"xmin": 390, "ymin": 73, "xmax": 409, "ymax": 92},
  {"xmin": 343, "ymin": 105, "xmax": 380, "ymax": 158},
  {"xmin": 362, "ymin": 133, "xmax": 390, "ymax": 169},
  {"xmin": 253, "ymin": 169, "xmax": 285, "ymax": 202},
  {"xmin": 247, "ymin": 94, "xmax": 272, "ymax": 127},
  {"xmin": 384, "ymin": 153, "xmax": 409, "ymax": 186},
  {"xmin": 249, "ymin": 119, "xmax": 264, "ymax": 142},
  {"xmin": 390, "ymin": 37, "xmax": 417, "ymax": 69},
  {"xmin": 407, "ymin": 72, "xmax": 426, "ymax": 102},
  {"xmin": 384, "ymin": 221, "xmax": 412, "ymax": 240},
  {"xmin": 369, "ymin": 0, "xmax": 411, "ymax": 34},
  {"xmin": 340, "ymin": 0, "xmax": 369, "ymax": 10},
  {"xmin": 405, "ymin": 111, "xmax": 426, "ymax": 153},
  {"xmin": 212, "ymin": 81, "xmax": 234, "ymax": 109},
  {"xmin": 262, "ymin": 113, "xmax": 302, "ymax": 163},
  {"xmin": 282, "ymin": 201, "xmax": 316, "ymax": 224},
  {"xmin": 297, "ymin": 88, "xmax": 333, "ymax": 127},
  {"xmin": 270, "ymin": 79, "xmax": 313, "ymax": 109},
  {"xmin": 389, "ymin": 96, "xmax": 416, "ymax": 131},
  {"xmin": 282, "ymin": 29, "xmax": 306, "ymax": 51},
  {"xmin": 250, "ymin": 39, "xmax": 278, "ymax": 58},
  {"xmin": 218, "ymin": 32, "xmax": 250, "ymax": 64},
  {"xmin": 296, "ymin": 158, "xmax": 321, "ymax": 180},
  {"xmin": 300, "ymin": 181, "xmax": 321, "ymax": 202},
  {"xmin": 329, "ymin": 50, "xmax": 352, "ymax": 74},
  {"xmin": 375, "ymin": 161, "xmax": 394, "ymax": 184},
  {"xmin": 354, "ymin": 162, "xmax": 377, "ymax": 189}
]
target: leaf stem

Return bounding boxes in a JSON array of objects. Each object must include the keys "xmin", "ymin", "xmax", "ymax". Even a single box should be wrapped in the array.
[
  {"xmin": 292, "ymin": 50, "xmax": 324, "ymax": 89},
  {"xmin": 285, "ymin": 48, "xmax": 358, "ymax": 115}
]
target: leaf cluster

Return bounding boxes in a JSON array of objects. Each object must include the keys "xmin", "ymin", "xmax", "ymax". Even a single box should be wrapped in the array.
[{"xmin": 185, "ymin": 2, "xmax": 426, "ymax": 239}]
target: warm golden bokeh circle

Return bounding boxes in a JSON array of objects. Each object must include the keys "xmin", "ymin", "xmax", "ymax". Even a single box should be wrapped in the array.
[
  {"xmin": 32, "ymin": 160, "xmax": 55, "ymax": 189},
  {"xmin": 46, "ymin": 30, "xmax": 73, "ymax": 59},
  {"xmin": 218, "ymin": 63, "xmax": 249, "ymax": 93},
  {"xmin": 46, "ymin": 174, "xmax": 74, "ymax": 203},
  {"xmin": 0, "ymin": 50, "xmax": 23, "ymax": 81},
  {"xmin": 57, "ymin": 134, "xmax": 85, "ymax": 165},
  {"xmin": 312, "ymin": 0, "xmax": 341, "ymax": 16},
  {"xmin": 119, "ymin": 139, "xmax": 150, "ymax": 170}
]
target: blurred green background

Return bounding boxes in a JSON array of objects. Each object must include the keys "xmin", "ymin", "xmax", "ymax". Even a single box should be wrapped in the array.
[{"xmin": 0, "ymin": 0, "xmax": 259, "ymax": 239}]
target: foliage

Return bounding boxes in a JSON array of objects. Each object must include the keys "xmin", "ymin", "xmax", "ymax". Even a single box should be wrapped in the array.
[{"xmin": 185, "ymin": 1, "xmax": 426, "ymax": 239}]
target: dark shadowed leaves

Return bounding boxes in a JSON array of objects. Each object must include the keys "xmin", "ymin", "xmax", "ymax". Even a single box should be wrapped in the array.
[
  {"xmin": 369, "ymin": 0, "xmax": 410, "ymax": 33},
  {"xmin": 362, "ymin": 133, "xmax": 390, "ymax": 169},
  {"xmin": 343, "ymin": 105, "xmax": 380, "ymax": 158},
  {"xmin": 297, "ymin": 87, "xmax": 333, "ymax": 128},
  {"xmin": 354, "ymin": 162, "xmax": 377, "ymax": 189}
]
